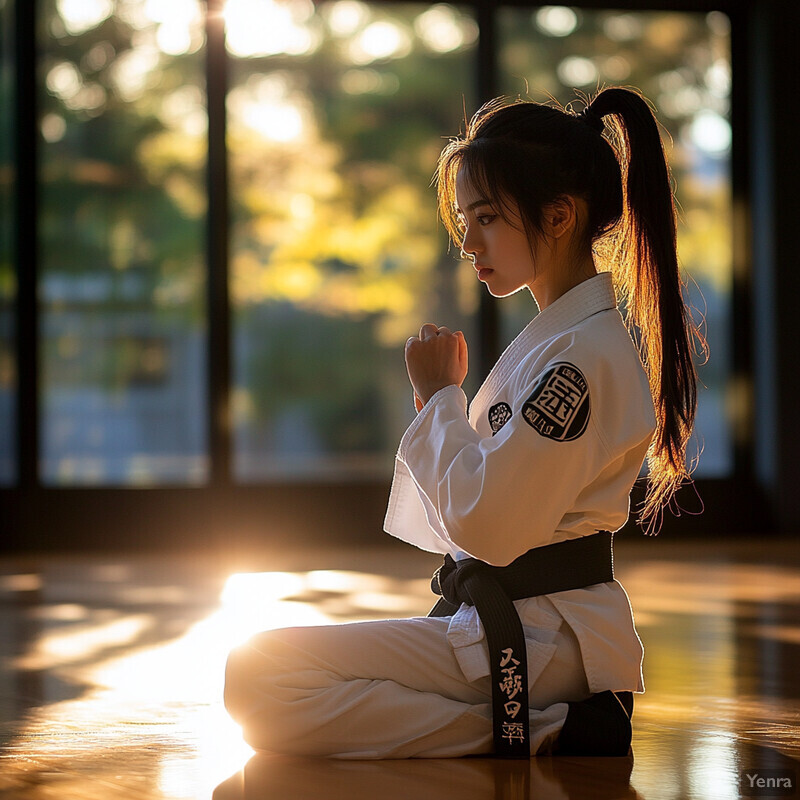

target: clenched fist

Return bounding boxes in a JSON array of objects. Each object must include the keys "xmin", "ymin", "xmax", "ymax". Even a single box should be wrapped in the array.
[{"xmin": 405, "ymin": 323, "xmax": 468, "ymax": 410}]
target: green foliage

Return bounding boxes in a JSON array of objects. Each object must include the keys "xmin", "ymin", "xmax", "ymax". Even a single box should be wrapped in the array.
[{"xmin": 6, "ymin": 0, "xmax": 732, "ymax": 477}]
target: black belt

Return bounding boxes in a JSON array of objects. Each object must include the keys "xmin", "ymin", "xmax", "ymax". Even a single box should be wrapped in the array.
[{"xmin": 428, "ymin": 531, "xmax": 615, "ymax": 758}]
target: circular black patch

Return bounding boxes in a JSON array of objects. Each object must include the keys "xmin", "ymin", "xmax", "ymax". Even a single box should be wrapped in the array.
[
  {"xmin": 521, "ymin": 362, "xmax": 590, "ymax": 442},
  {"xmin": 488, "ymin": 402, "xmax": 512, "ymax": 435}
]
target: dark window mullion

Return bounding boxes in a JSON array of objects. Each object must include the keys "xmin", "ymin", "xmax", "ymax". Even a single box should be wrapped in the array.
[
  {"xmin": 206, "ymin": 0, "xmax": 232, "ymax": 487},
  {"xmin": 475, "ymin": 0, "xmax": 501, "ymax": 379},
  {"xmin": 15, "ymin": 0, "xmax": 39, "ymax": 491},
  {"xmin": 728, "ymin": 3, "xmax": 756, "ymax": 518}
]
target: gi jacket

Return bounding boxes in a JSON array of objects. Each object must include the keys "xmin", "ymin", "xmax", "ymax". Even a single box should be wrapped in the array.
[{"xmin": 384, "ymin": 272, "xmax": 655, "ymax": 693}]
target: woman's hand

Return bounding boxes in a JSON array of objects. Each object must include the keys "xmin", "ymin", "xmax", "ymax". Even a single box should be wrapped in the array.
[{"xmin": 405, "ymin": 323, "xmax": 468, "ymax": 408}]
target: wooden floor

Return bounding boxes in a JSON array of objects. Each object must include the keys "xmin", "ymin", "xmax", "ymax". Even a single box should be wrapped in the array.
[{"xmin": 0, "ymin": 536, "xmax": 798, "ymax": 799}]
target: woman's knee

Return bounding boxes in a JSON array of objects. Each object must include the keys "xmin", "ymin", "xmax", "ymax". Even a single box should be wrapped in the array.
[
  {"xmin": 224, "ymin": 628, "xmax": 333, "ymax": 754},
  {"xmin": 224, "ymin": 642, "xmax": 254, "ymax": 722},
  {"xmin": 223, "ymin": 629, "xmax": 286, "ymax": 722}
]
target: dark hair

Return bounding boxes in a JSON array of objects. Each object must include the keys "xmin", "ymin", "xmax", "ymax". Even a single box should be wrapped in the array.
[{"xmin": 436, "ymin": 88, "xmax": 702, "ymax": 532}]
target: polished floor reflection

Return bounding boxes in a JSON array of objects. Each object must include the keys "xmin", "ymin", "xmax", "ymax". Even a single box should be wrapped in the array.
[{"xmin": 0, "ymin": 537, "xmax": 798, "ymax": 799}]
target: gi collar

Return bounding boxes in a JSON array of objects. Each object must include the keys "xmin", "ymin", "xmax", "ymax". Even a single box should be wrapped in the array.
[{"xmin": 472, "ymin": 272, "xmax": 617, "ymax": 414}]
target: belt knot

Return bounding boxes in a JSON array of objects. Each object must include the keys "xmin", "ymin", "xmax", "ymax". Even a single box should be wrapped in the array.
[{"xmin": 431, "ymin": 554, "xmax": 488, "ymax": 608}]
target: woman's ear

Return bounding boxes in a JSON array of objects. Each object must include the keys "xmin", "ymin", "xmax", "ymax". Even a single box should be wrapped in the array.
[{"xmin": 542, "ymin": 195, "xmax": 579, "ymax": 239}]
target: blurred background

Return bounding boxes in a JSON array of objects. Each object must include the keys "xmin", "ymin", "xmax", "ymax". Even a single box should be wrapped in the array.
[{"xmin": 0, "ymin": 0, "xmax": 796, "ymax": 551}]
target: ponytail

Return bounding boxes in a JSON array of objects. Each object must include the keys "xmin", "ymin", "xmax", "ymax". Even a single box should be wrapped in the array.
[
  {"xmin": 585, "ymin": 88, "xmax": 701, "ymax": 532},
  {"xmin": 436, "ymin": 87, "xmax": 702, "ymax": 532}
]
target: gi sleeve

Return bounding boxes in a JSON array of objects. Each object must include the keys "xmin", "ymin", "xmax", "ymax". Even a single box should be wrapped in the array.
[
  {"xmin": 393, "ymin": 360, "xmax": 620, "ymax": 567},
  {"xmin": 382, "ymin": 457, "xmax": 454, "ymax": 555}
]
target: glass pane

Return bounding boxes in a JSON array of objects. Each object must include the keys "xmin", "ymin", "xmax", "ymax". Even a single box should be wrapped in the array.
[
  {"xmin": 0, "ymin": 0, "xmax": 15, "ymax": 485},
  {"xmin": 497, "ymin": 8, "xmax": 732, "ymax": 477},
  {"xmin": 39, "ymin": 0, "xmax": 208, "ymax": 484},
  {"xmin": 228, "ymin": 1, "xmax": 478, "ymax": 479}
]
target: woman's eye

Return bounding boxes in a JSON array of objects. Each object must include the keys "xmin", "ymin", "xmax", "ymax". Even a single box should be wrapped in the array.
[{"xmin": 476, "ymin": 214, "xmax": 496, "ymax": 226}]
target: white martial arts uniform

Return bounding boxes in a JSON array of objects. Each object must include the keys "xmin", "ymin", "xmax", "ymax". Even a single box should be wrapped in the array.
[{"xmin": 224, "ymin": 271, "xmax": 655, "ymax": 759}]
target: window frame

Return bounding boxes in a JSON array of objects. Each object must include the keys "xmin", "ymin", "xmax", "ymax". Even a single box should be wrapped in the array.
[{"xmin": 1, "ymin": 0, "xmax": 760, "ymax": 551}]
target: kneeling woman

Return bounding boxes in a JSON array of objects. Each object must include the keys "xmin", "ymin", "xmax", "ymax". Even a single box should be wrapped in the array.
[{"xmin": 223, "ymin": 87, "xmax": 699, "ymax": 759}]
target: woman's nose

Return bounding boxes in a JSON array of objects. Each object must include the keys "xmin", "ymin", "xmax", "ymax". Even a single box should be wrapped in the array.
[{"xmin": 461, "ymin": 226, "xmax": 481, "ymax": 259}]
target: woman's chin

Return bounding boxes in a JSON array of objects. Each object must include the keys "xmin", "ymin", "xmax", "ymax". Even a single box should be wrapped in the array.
[{"xmin": 487, "ymin": 283, "xmax": 527, "ymax": 299}]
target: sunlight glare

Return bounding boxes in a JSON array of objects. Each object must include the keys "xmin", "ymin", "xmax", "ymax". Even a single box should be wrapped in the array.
[
  {"xmin": 117, "ymin": 0, "xmax": 152, "ymax": 30},
  {"xmin": 219, "ymin": 572, "xmax": 333, "ymax": 644},
  {"xmin": 350, "ymin": 20, "xmax": 412, "ymax": 64},
  {"xmin": 414, "ymin": 5, "xmax": 472, "ymax": 54},
  {"xmin": 156, "ymin": 24, "xmax": 193, "ymax": 56},
  {"xmin": 222, "ymin": 571, "xmax": 306, "ymax": 606},
  {"xmin": 534, "ymin": 6, "xmax": 578, "ymax": 37},
  {"xmin": 46, "ymin": 61, "xmax": 83, "ymax": 101},
  {"xmin": 156, "ymin": 704, "xmax": 253, "ymax": 800},
  {"xmin": 228, "ymin": 74, "xmax": 308, "ymax": 143},
  {"xmin": 88, "ymin": 572, "xmax": 335, "ymax": 710},
  {"xmin": 557, "ymin": 56, "xmax": 598, "ymax": 87},
  {"xmin": 246, "ymin": 102, "xmax": 304, "ymax": 142},
  {"xmin": 17, "ymin": 614, "xmax": 152, "ymax": 669},
  {"xmin": 80, "ymin": 569, "xmax": 347, "ymax": 793},
  {"xmin": 5, "ymin": 564, "xmax": 439, "ymax": 795},
  {"xmin": 689, "ymin": 110, "xmax": 731, "ymax": 156},
  {"xmin": 143, "ymin": 0, "xmax": 201, "ymax": 26},
  {"xmin": 109, "ymin": 45, "xmax": 161, "ymax": 102},
  {"xmin": 705, "ymin": 59, "xmax": 731, "ymax": 97},
  {"xmin": 350, "ymin": 591, "xmax": 415, "ymax": 613},
  {"xmin": 688, "ymin": 735, "xmax": 738, "ymax": 800},
  {"xmin": 64, "ymin": 83, "xmax": 107, "ymax": 114},
  {"xmin": 306, "ymin": 569, "xmax": 390, "ymax": 594},
  {"xmin": 290, "ymin": 193, "xmax": 315, "ymax": 220},
  {"xmin": 160, "ymin": 85, "xmax": 206, "ymax": 134},
  {"xmin": 225, "ymin": 0, "xmax": 317, "ymax": 58},
  {"xmin": 57, "ymin": 0, "xmax": 113, "ymax": 35},
  {"xmin": 326, "ymin": 0, "xmax": 370, "ymax": 36},
  {"xmin": 340, "ymin": 68, "xmax": 399, "ymax": 96}
]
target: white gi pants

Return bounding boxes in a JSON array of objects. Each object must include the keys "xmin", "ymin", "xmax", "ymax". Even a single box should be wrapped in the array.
[{"xmin": 224, "ymin": 614, "xmax": 590, "ymax": 759}]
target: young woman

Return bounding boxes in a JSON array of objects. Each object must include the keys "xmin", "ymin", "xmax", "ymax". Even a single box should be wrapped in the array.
[{"xmin": 224, "ymin": 87, "xmax": 699, "ymax": 759}]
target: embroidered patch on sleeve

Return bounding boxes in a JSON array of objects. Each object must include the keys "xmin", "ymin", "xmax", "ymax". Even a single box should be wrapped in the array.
[
  {"xmin": 521, "ymin": 362, "xmax": 590, "ymax": 441},
  {"xmin": 488, "ymin": 402, "xmax": 512, "ymax": 435}
]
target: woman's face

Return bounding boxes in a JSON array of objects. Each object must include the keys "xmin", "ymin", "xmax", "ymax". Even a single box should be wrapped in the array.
[{"xmin": 455, "ymin": 169, "xmax": 540, "ymax": 298}]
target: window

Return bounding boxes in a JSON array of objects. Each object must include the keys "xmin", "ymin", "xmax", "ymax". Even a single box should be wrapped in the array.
[
  {"xmin": 3, "ymin": 0, "xmax": 742, "ymax": 544},
  {"xmin": 226, "ymin": 2, "xmax": 478, "ymax": 479},
  {"xmin": 39, "ymin": 0, "xmax": 208, "ymax": 484}
]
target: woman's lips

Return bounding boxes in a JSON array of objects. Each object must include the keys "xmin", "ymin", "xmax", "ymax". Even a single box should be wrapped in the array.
[{"xmin": 477, "ymin": 268, "xmax": 493, "ymax": 281}]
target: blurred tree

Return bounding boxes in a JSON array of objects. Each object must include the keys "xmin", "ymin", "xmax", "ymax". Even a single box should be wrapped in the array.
[{"xmin": 27, "ymin": 0, "xmax": 731, "ymax": 478}]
